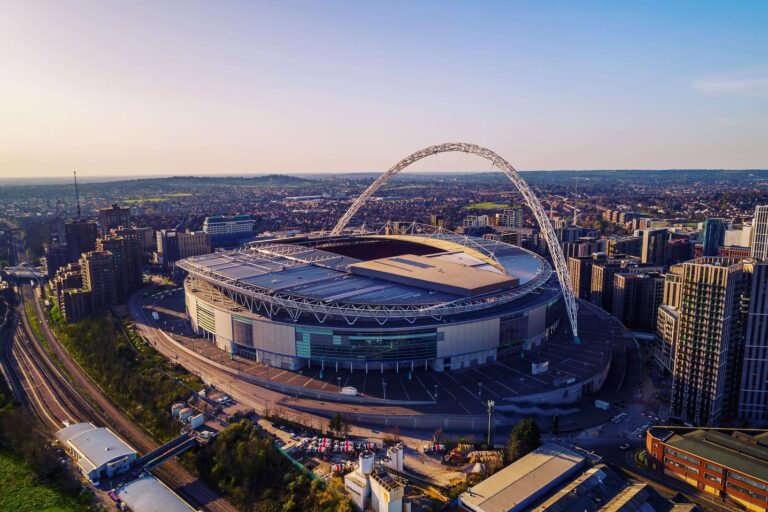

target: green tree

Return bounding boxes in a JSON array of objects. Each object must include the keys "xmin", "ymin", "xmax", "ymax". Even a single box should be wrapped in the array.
[
  {"xmin": 328, "ymin": 413, "xmax": 343, "ymax": 438},
  {"xmin": 505, "ymin": 418, "xmax": 541, "ymax": 464}
]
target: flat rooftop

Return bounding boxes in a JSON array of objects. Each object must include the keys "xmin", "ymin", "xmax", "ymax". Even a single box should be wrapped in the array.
[
  {"xmin": 349, "ymin": 254, "xmax": 518, "ymax": 297},
  {"xmin": 460, "ymin": 443, "xmax": 585, "ymax": 512},
  {"xmin": 116, "ymin": 475, "xmax": 196, "ymax": 512},
  {"xmin": 56, "ymin": 422, "xmax": 136, "ymax": 471},
  {"xmin": 652, "ymin": 428, "xmax": 768, "ymax": 483},
  {"xmin": 179, "ymin": 233, "xmax": 548, "ymax": 307}
]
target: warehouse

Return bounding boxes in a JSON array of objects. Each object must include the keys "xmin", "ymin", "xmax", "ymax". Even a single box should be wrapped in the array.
[{"xmin": 56, "ymin": 422, "xmax": 136, "ymax": 483}]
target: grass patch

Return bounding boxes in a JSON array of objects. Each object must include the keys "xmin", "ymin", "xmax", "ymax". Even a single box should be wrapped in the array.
[
  {"xmin": 47, "ymin": 304, "xmax": 203, "ymax": 442},
  {"xmin": 0, "ymin": 451, "xmax": 89, "ymax": 512},
  {"xmin": 463, "ymin": 201, "xmax": 511, "ymax": 210},
  {"xmin": 124, "ymin": 193, "xmax": 192, "ymax": 204}
]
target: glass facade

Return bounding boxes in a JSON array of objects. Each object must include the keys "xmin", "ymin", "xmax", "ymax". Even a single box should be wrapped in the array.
[{"xmin": 295, "ymin": 327, "xmax": 439, "ymax": 362}]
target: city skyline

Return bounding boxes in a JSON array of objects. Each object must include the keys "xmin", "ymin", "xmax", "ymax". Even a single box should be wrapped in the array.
[{"xmin": 2, "ymin": 0, "xmax": 768, "ymax": 178}]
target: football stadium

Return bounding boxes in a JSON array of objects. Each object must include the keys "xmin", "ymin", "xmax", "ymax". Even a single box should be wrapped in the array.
[
  {"xmin": 172, "ymin": 144, "xmax": 618, "ymax": 408},
  {"xmin": 178, "ymin": 228, "xmax": 567, "ymax": 373}
]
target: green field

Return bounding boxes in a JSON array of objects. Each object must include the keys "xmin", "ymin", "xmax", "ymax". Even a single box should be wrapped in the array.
[
  {"xmin": 464, "ymin": 201, "xmax": 511, "ymax": 210},
  {"xmin": 124, "ymin": 192, "xmax": 192, "ymax": 204},
  {"xmin": 0, "ymin": 451, "xmax": 89, "ymax": 512}
]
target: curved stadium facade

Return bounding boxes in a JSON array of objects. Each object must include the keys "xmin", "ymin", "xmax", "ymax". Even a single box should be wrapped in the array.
[{"xmin": 177, "ymin": 229, "xmax": 567, "ymax": 372}]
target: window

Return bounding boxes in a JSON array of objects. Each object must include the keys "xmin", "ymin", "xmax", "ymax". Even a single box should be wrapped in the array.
[
  {"xmin": 730, "ymin": 472, "xmax": 768, "ymax": 492},
  {"xmin": 704, "ymin": 473, "xmax": 722, "ymax": 484},
  {"xmin": 664, "ymin": 457, "xmax": 698, "ymax": 475},
  {"xmin": 666, "ymin": 447, "xmax": 700, "ymax": 466},
  {"xmin": 706, "ymin": 463, "xmax": 722, "ymax": 474}
]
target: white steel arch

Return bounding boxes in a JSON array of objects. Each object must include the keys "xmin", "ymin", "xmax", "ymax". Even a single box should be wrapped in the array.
[{"xmin": 332, "ymin": 142, "xmax": 579, "ymax": 338}]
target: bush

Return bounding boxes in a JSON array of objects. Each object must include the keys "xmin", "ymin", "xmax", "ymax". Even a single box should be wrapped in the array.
[
  {"xmin": 48, "ymin": 306, "xmax": 202, "ymax": 441},
  {"xmin": 197, "ymin": 421, "xmax": 351, "ymax": 512}
]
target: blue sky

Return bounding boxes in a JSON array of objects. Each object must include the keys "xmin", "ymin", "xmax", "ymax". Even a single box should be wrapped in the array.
[{"xmin": 1, "ymin": 1, "xmax": 767, "ymax": 176}]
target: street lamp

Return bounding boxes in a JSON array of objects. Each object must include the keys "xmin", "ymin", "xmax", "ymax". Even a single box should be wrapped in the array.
[{"xmin": 487, "ymin": 400, "xmax": 495, "ymax": 448}]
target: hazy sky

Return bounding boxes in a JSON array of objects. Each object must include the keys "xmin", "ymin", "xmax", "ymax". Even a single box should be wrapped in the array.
[{"xmin": 2, "ymin": 1, "xmax": 767, "ymax": 177}]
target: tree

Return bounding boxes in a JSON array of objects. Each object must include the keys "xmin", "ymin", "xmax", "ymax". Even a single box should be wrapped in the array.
[
  {"xmin": 328, "ymin": 413, "xmax": 343, "ymax": 438},
  {"xmin": 505, "ymin": 418, "xmax": 541, "ymax": 464}
]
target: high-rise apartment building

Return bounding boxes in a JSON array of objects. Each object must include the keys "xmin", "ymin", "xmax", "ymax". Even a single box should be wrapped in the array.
[
  {"xmin": 155, "ymin": 229, "xmax": 211, "ymax": 266},
  {"xmin": 655, "ymin": 305, "xmax": 679, "ymax": 377},
  {"xmin": 751, "ymin": 205, "xmax": 768, "ymax": 261},
  {"xmin": 178, "ymin": 231, "xmax": 212, "ymax": 260},
  {"xmin": 606, "ymin": 236, "xmax": 642, "ymax": 259},
  {"xmin": 611, "ymin": 272, "xmax": 664, "ymax": 331},
  {"xmin": 463, "ymin": 215, "xmax": 490, "ymax": 229},
  {"xmin": 563, "ymin": 237, "xmax": 602, "ymax": 259},
  {"xmin": 134, "ymin": 226, "xmax": 155, "ymax": 253},
  {"xmin": 64, "ymin": 219, "xmax": 98, "ymax": 263},
  {"xmin": 567, "ymin": 256, "xmax": 596, "ymax": 300},
  {"xmin": 80, "ymin": 251, "xmax": 117, "ymax": 309},
  {"xmin": 495, "ymin": 207, "xmax": 523, "ymax": 228},
  {"xmin": 702, "ymin": 218, "xmax": 729, "ymax": 257},
  {"xmin": 654, "ymin": 265, "xmax": 684, "ymax": 377},
  {"xmin": 640, "ymin": 228, "xmax": 668, "ymax": 266},
  {"xmin": 739, "ymin": 262, "xmax": 768, "ymax": 425},
  {"xmin": 670, "ymin": 257, "xmax": 750, "ymax": 426},
  {"xmin": 98, "ymin": 203, "xmax": 131, "ymax": 232},
  {"xmin": 42, "ymin": 243, "xmax": 69, "ymax": 280},
  {"xmin": 429, "ymin": 214, "xmax": 446, "ymax": 229},
  {"xmin": 97, "ymin": 231, "xmax": 142, "ymax": 302},
  {"xmin": 590, "ymin": 259, "xmax": 662, "ymax": 312},
  {"xmin": 155, "ymin": 229, "xmax": 179, "ymax": 266},
  {"xmin": 111, "ymin": 227, "xmax": 144, "ymax": 289}
]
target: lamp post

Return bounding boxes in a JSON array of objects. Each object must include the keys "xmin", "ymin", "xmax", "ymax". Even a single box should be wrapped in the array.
[{"xmin": 487, "ymin": 400, "xmax": 495, "ymax": 448}]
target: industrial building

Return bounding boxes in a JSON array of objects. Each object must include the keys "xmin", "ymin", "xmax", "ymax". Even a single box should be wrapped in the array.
[
  {"xmin": 56, "ymin": 422, "xmax": 137, "ymax": 483},
  {"xmin": 344, "ymin": 452, "xmax": 405, "ymax": 512},
  {"xmin": 458, "ymin": 443, "xmax": 696, "ymax": 512},
  {"xmin": 115, "ymin": 474, "xmax": 196, "ymax": 512},
  {"xmin": 647, "ymin": 427, "xmax": 768, "ymax": 512}
]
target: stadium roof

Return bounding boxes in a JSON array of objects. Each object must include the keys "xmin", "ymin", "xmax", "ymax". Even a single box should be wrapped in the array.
[
  {"xmin": 179, "ymin": 233, "xmax": 547, "ymax": 306},
  {"xmin": 349, "ymin": 254, "xmax": 518, "ymax": 296}
]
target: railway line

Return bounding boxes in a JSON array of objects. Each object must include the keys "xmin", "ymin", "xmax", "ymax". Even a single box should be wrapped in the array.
[{"xmin": 3, "ymin": 284, "xmax": 239, "ymax": 512}]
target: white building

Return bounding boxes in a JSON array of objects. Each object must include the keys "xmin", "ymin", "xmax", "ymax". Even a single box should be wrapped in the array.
[
  {"xmin": 724, "ymin": 224, "xmax": 753, "ymax": 248},
  {"xmin": 203, "ymin": 215, "xmax": 255, "ymax": 241},
  {"xmin": 56, "ymin": 422, "xmax": 137, "ymax": 482},
  {"xmin": 752, "ymin": 205, "xmax": 768, "ymax": 261},
  {"xmin": 116, "ymin": 475, "xmax": 196, "ymax": 512},
  {"xmin": 344, "ymin": 452, "xmax": 404, "ymax": 512}
]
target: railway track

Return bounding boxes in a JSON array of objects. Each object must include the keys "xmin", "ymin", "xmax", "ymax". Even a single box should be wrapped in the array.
[{"xmin": 12, "ymin": 285, "xmax": 239, "ymax": 512}]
